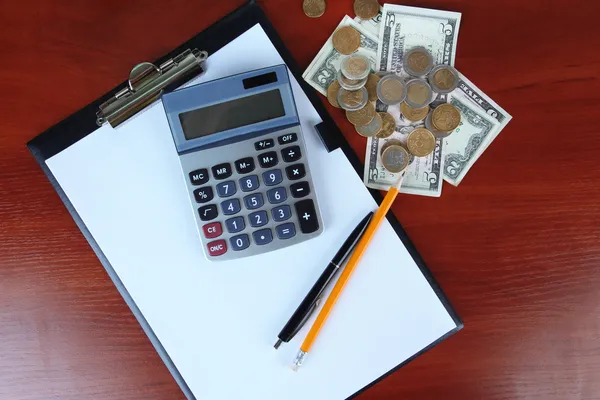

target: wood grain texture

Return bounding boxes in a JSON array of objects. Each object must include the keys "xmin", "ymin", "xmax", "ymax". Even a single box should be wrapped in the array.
[{"xmin": 1, "ymin": 0, "xmax": 599, "ymax": 399}]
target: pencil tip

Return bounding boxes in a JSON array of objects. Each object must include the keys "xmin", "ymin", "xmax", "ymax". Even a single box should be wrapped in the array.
[
  {"xmin": 274, "ymin": 339, "xmax": 282, "ymax": 349},
  {"xmin": 291, "ymin": 350, "xmax": 307, "ymax": 371}
]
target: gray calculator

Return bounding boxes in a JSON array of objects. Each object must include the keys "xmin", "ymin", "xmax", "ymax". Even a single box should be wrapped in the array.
[{"xmin": 162, "ymin": 65, "xmax": 323, "ymax": 261}]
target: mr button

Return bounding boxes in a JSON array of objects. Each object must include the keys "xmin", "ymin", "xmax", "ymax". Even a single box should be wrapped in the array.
[{"xmin": 207, "ymin": 239, "xmax": 227, "ymax": 256}]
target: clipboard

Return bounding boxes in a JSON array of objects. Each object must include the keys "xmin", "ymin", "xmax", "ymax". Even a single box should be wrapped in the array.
[{"xmin": 27, "ymin": 1, "xmax": 463, "ymax": 399}]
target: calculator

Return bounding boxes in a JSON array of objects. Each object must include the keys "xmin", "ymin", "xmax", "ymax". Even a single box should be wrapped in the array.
[{"xmin": 162, "ymin": 65, "xmax": 323, "ymax": 261}]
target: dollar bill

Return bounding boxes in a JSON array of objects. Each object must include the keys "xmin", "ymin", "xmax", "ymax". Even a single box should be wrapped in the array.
[
  {"xmin": 376, "ymin": 4, "xmax": 461, "ymax": 73},
  {"xmin": 364, "ymin": 101, "xmax": 444, "ymax": 197},
  {"xmin": 353, "ymin": 7, "xmax": 383, "ymax": 37},
  {"xmin": 443, "ymin": 72, "xmax": 513, "ymax": 186},
  {"xmin": 303, "ymin": 16, "xmax": 379, "ymax": 96}
]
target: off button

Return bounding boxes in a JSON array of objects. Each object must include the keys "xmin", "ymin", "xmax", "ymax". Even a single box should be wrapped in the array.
[{"xmin": 207, "ymin": 239, "xmax": 227, "ymax": 257}]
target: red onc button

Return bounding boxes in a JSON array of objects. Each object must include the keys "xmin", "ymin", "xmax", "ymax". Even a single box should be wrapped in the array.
[
  {"xmin": 207, "ymin": 240, "xmax": 227, "ymax": 257},
  {"xmin": 203, "ymin": 222, "xmax": 222, "ymax": 239}
]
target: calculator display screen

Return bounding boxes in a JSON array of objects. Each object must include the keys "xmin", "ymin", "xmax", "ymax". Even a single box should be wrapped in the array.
[{"xmin": 179, "ymin": 89, "xmax": 285, "ymax": 140}]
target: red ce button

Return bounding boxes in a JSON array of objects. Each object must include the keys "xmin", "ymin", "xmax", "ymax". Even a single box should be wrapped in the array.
[{"xmin": 203, "ymin": 222, "xmax": 222, "ymax": 239}]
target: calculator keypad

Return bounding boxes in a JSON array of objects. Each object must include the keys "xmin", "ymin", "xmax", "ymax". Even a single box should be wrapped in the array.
[{"xmin": 181, "ymin": 126, "xmax": 322, "ymax": 261}]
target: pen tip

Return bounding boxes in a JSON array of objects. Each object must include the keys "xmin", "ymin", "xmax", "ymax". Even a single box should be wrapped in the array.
[{"xmin": 274, "ymin": 339, "xmax": 282, "ymax": 350}]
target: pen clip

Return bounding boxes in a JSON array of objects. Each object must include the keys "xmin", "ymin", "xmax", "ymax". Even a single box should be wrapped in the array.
[{"xmin": 289, "ymin": 296, "xmax": 322, "ymax": 339}]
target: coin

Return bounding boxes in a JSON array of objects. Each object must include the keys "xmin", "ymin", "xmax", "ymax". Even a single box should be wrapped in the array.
[
  {"xmin": 341, "ymin": 54, "xmax": 371, "ymax": 80},
  {"xmin": 355, "ymin": 112, "xmax": 383, "ymax": 137},
  {"xmin": 406, "ymin": 127, "xmax": 436, "ymax": 157},
  {"xmin": 381, "ymin": 145, "xmax": 409, "ymax": 173},
  {"xmin": 405, "ymin": 79, "xmax": 433, "ymax": 109},
  {"xmin": 376, "ymin": 75, "xmax": 406, "ymax": 105},
  {"xmin": 346, "ymin": 102, "xmax": 376, "ymax": 126},
  {"xmin": 380, "ymin": 139, "xmax": 404, "ymax": 156},
  {"xmin": 327, "ymin": 80, "xmax": 341, "ymax": 108},
  {"xmin": 337, "ymin": 70, "xmax": 367, "ymax": 90},
  {"xmin": 303, "ymin": 0, "xmax": 326, "ymax": 18},
  {"xmin": 365, "ymin": 73, "xmax": 380, "ymax": 101},
  {"xmin": 403, "ymin": 47, "xmax": 434, "ymax": 77},
  {"xmin": 431, "ymin": 103, "xmax": 461, "ymax": 132},
  {"xmin": 428, "ymin": 65, "xmax": 459, "ymax": 94},
  {"xmin": 332, "ymin": 26, "xmax": 361, "ymax": 55},
  {"xmin": 400, "ymin": 102, "xmax": 429, "ymax": 122},
  {"xmin": 354, "ymin": 0, "xmax": 379, "ymax": 20},
  {"xmin": 337, "ymin": 87, "xmax": 368, "ymax": 111},
  {"xmin": 376, "ymin": 112, "xmax": 396, "ymax": 138},
  {"xmin": 425, "ymin": 112, "xmax": 453, "ymax": 138}
]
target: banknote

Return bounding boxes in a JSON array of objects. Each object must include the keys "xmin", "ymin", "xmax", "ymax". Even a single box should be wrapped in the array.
[
  {"xmin": 303, "ymin": 16, "xmax": 379, "ymax": 96},
  {"xmin": 353, "ymin": 7, "xmax": 383, "ymax": 37},
  {"xmin": 376, "ymin": 4, "xmax": 461, "ymax": 73},
  {"xmin": 442, "ymin": 72, "xmax": 513, "ymax": 186},
  {"xmin": 364, "ymin": 101, "xmax": 444, "ymax": 197}
]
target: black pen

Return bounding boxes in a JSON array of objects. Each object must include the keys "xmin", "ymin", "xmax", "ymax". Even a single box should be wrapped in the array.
[{"xmin": 274, "ymin": 211, "xmax": 375, "ymax": 349}]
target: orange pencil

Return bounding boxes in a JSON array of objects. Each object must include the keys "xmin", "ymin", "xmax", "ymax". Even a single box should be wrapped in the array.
[{"xmin": 292, "ymin": 174, "xmax": 405, "ymax": 370}]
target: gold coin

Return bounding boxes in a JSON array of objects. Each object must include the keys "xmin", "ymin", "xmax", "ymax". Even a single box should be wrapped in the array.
[
  {"xmin": 346, "ymin": 102, "xmax": 376, "ymax": 126},
  {"xmin": 400, "ymin": 102, "xmax": 429, "ymax": 122},
  {"xmin": 407, "ymin": 128, "xmax": 436, "ymax": 157},
  {"xmin": 365, "ymin": 74, "xmax": 380, "ymax": 101},
  {"xmin": 376, "ymin": 112, "xmax": 396, "ymax": 138},
  {"xmin": 332, "ymin": 26, "xmax": 361, "ymax": 55},
  {"xmin": 355, "ymin": 112, "xmax": 382, "ymax": 137},
  {"xmin": 339, "ymin": 88, "xmax": 366, "ymax": 109},
  {"xmin": 327, "ymin": 80, "xmax": 341, "ymax": 108},
  {"xmin": 354, "ymin": 0, "xmax": 380, "ymax": 20},
  {"xmin": 381, "ymin": 145, "xmax": 409, "ymax": 173},
  {"xmin": 406, "ymin": 81, "xmax": 430, "ymax": 105},
  {"xmin": 406, "ymin": 49, "xmax": 431, "ymax": 74},
  {"xmin": 431, "ymin": 104, "xmax": 461, "ymax": 132},
  {"xmin": 303, "ymin": 0, "xmax": 326, "ymax": 18},
  {"xmin": 433, "ymin": 68, "xmax": 456, "ymax": 91},
  {"xmin": 380, "ymin": 139, "xmax": 404, "ymax": 156}
]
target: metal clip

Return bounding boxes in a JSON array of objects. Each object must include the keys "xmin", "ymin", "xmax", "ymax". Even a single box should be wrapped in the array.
[{"xmin": 96, "ymin": 49, "xmax": 208, "ymax": 127}]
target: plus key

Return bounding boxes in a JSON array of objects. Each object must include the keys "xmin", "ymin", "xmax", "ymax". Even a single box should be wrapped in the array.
[{"xmin": 294, "ymin": 199, "xmax": 319, "ymax": 234}]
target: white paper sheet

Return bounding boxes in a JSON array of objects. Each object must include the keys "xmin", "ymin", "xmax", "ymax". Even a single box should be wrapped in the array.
[{"xmin": 46, "ymin": 24, "xmax": 457, "ymax": 400}]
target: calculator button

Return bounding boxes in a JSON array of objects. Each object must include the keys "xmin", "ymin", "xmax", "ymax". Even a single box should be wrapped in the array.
[
  {"xmin": 202, "ymin": 222, "xmax": 222, "ymax": 239},
  {"xmin": 255, "ymin": 138, "xmax": 274, "ymax": 151},
  {"xmin": 249, "ymin": 210, "xmax": 268, "ymax": 227},
  {"xmin": 290, "ymin": 181, "xmax": 310, "ymax": 198},
  {"xmin": 258, "ymin": 151, "xmax": 278, "ymax": 168},
  {"xmin": 189, "ymin": 168, "xmax": 209, "ymax": 186},
  {"xmin": 207, "ymin": 240, "xmax": 227, "ymax": 257},
  {"xmin": 235, "ymin": 157, "xmax": 255, "ymax": 174},
  {"xmin": 276, "ymin": 223, "xmax": 296, "ymax": 240},
  {"xmin": 262, "ymin": 169, "xmax": 283, "ymax": 186},
  {"xmin": 295, "ymin": 199, "xmax": 319, "ymax": 234},
  {"xmin": 267, "ymin": 187, "xmax": 287, "ymax": 204},
  {"xmin": 193, "ymin": 186, "xmax": 214, "ymax": 203},
  {"xmin": 239, "ymin": 175, "xmax": 260, "ymax": 192},
  {"xmin": 198, "ymin": 204, "xmax": 218, "ymax": 221},
  {"xmin": 282, "ymin": 146, "xmax": 302, "ymax": 163},
  {"xmin": 285, "ymin": 163, "xmax": 306, "ymax": 180},
  {"xmin": 221, "ymin": 199, "xmax": 241, "ymax": 215},
  {"xmin": 278, "ymin": 132, "xmax": 297, "ymax": 145},
  {"xmin": 253, "ymin": 229, "xmax": 273, "ymax": 245},
  {"xmin": 271, "ymin": 205, "xmax": 292, "ymax": 222},
  {"xmin": 244, "ymin": 193, "xmax": 264, "ymax": 210},
  {"xmin": 212, "ymin": 163, "xmax": 232, "ymax": 180},
  {"xmin": 230, "ymin": 234, "xmax": 250, "ymax": 251},
  {"xmin": 216, "ymin": 181, "xmax": 236, "ymax": 198},
  {"xmin": 225, "ymin": 216, "xmax": 245, "ymax": 233}
]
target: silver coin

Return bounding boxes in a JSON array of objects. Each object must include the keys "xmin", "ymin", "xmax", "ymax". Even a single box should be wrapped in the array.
[
  {"xmin": 376, "ymin": 74, "xmax": 406, "ymax": 105},
  {"xmin": 337, "ymin": 87, "xmax": 368, "ymax": 111},
  {"xmin": 425, "ymin": 111, "xmax": 453, "ymax": 138},
  {"xmin": 381, "ymin": 145, "xmax": 409, "ymax": 173},
  {"xmin": 337, "ymin": 70, "xmax": 368, "ymax": 90},
  {"xmin": 403, "ymin": 46, "xmax": 434, "ymax": 77},
  {"xmin": 341, "ymin": 54, "xmax": 371, "ymax": 80},
  {"xmin": 405, "ymin": 79, "xmax": 434, "ymax": 109},
  {"xmin": 428, "ymin": 64, "xmax": 460, "ymax": 94},
  {"xmin": 355, "ymin": 112, "xmax": 383, "ymax": 137}
]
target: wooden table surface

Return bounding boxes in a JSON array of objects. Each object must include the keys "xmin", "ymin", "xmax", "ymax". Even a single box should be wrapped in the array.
[{"xmin": 1, "ymin": 0, "xmax": 599, "ymax": 399}]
